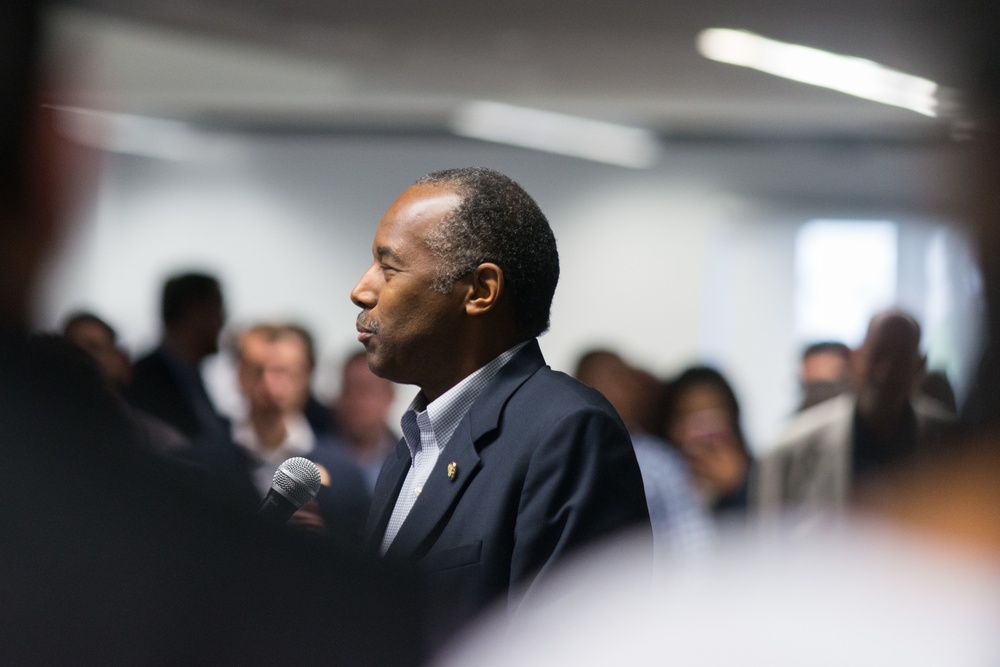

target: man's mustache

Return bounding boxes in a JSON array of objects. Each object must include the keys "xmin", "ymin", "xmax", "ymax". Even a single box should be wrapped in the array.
[{"xmin": 356, "ymin": 312, "xmax": 380, "ymax": 334}]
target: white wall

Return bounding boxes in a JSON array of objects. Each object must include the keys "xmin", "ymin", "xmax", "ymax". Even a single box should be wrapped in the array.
[{"xmin": 35, "ymin": 132, "xmax": 974, "ymax": 451}]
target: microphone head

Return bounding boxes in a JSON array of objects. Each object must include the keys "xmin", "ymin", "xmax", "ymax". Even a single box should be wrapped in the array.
[{"xmin": 271, "ymin": 457, "xmax": 322, "ymax": 508}]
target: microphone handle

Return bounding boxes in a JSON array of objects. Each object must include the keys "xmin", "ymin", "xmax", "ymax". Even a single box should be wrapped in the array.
[{"xmin": 258, "ymin": 488, "xmax": 300, "ymax": 525}]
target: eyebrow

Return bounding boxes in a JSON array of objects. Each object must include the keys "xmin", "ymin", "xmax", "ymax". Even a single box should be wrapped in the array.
[{"xmin": 375, "ymin": 246, "xmax": 404, "ymax": 264}]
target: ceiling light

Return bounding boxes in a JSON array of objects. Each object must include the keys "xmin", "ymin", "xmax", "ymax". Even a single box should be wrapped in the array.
[
  {"xmin": 451, "ymin": 101, "xmax": 661, "ymax": 168},
  {"xmin": 697, "ymin": 28, "xmax": 939, "ymax": 117},
  {"xmin": 52, "ymin": 106, "xmax": 244, "ymax": 161}
]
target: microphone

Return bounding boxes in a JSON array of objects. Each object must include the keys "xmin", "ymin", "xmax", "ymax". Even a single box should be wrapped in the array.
[{"xmin": 258, "ymin": 457, "xmax": 323, "ymax": 524}]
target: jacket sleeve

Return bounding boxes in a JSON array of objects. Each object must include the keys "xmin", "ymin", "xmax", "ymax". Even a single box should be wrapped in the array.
[{"xmin": 509, "ymin": 406, "xmax": 651, "ymax": 609}]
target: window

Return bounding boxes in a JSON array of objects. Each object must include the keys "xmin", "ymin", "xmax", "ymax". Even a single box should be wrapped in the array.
[{"xmin": 794, "ymin": 220, "xmax": 898, "ymax": 346}]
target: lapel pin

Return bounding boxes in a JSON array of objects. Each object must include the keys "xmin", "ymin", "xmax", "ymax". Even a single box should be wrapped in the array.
[{"xmin": 447, "ymin": 461, "xmax": 457, "ymax": 480}]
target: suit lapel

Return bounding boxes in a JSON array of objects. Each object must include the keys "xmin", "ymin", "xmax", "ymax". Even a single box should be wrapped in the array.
[
  {"xmin": 364, "ymin": 439, "xmax": 411, "ymax": 555},
  {"xmin": 382, "ymin": 340, "xmax": 546, "ymax": 561},
  {"xmin": 383, "ymin": 420, "xmax": 481, "ymax": 561}
]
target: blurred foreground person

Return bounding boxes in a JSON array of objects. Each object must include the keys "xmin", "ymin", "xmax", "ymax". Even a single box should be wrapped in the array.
[
  {"xmin": 434, "ymin": 19, "xmax": 1000, "ymax": 666},
  {"xmin": 0, "ymin": 4, "xmax": 423, "ymax": 664},
  {"xmin": 755, "ymin": 309, "xmax": 955, "ymax": 529}
]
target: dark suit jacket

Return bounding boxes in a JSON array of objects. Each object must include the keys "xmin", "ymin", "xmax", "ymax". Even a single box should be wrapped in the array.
[
  {"xmin": 127, "ymin": 346, "xmax": 226, "ymax": 441},
  {"xmin": 366, "ymin": 340, "xmax": 651, "ymax": 632}
]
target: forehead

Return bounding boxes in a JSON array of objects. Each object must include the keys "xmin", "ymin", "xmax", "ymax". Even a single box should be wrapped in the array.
[
  {"xmin": 676, "ymin": 383, "xmax": 730, "ymax": 415},
  {"xmin": 373, "ymin": 183, "xmax": 462, "ymax": 256},
  {"xmin": 240, "ymin": 332, "xmax": 307, "ymax": 364}
]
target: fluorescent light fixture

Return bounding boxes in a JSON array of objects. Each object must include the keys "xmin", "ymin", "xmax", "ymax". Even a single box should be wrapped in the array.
[
  {"xmin": 51, "ymin": 106, "xmax": 244, "ymax": 161},
  {"xmin": 451, "ymin": 101, "xmax": 661, "ymax": 168},
  {"xmin": 697, "ymin": 28, "xmax": 939, "ymax": 117}
]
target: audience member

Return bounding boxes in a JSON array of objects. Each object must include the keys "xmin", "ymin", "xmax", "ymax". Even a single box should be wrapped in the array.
[
  {"xmin": 126, "ymin": 271, "xmax": 230, "ymax": 442},
  {"xmin": 658, "ymin": 365, "xmax": 752, "ymax": 517},
  {"xmin": 0, "ymin": 5, "xmax": 424, "ymax": 663},
  {"xmin": 574, "ymin": 349, "xmax": 715, "ymax": 560},
  {"xmin": 754, "ymin": 309, "xmax": 955, "ymax": 527},
  {"xmin": 797, "ymin": 340, "xmax": 851, "ymax": 411},
  {"xmin": 351, "ymin": 167, "xmax": 650, "ymax": 639},
  {"xmin": 221, "ymin": 323, "xmax": 371, "ymax": 543},
  {"xmin": 330, "ymin": 349, "xmax": 399, "ymax": 493},
  {"xmin": 61, "ymin": 310, "xmax": 132, "ymax": 390},
  {"xmin": 63, "ymin": 309, "xmax": 189, "ymax": 454}
]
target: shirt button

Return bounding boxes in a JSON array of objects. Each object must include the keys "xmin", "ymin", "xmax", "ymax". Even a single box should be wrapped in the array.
[{"xmin": 414, "ymin": 486, "xmax": 422, "ymax": 496}]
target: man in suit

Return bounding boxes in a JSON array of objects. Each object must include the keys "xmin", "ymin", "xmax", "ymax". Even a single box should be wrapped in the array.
[
  {"xmin": 127, "ymin": 271, "xmax": 230, "ymax": 442},
  {"xmin": 754, "ymin": 309, "xmax": 955, "ymax": 529},
  {"xmin": 350, "ymin": 167, "xmax": 650, "ymax": 634}
]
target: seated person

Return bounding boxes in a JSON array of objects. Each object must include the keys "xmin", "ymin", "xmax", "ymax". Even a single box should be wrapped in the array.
[{"xmin": 657, "ymin": 365, "xmax": 753, "ymax": 518}]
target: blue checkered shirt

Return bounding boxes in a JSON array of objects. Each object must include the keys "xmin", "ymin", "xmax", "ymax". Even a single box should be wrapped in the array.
[{"xmin": 379, "ymin": 341, "xmax": 529, "ymax": 554}]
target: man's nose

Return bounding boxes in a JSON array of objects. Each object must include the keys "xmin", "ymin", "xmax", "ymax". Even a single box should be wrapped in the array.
[{"xmin": 350, "ymin": 264, "xmax": 378, "ymax": 309}]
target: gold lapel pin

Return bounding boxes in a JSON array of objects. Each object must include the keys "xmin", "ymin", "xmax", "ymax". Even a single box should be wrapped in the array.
[{"xmin": 447, "ymin": 461, "xmax": 457, "ymax": 480}]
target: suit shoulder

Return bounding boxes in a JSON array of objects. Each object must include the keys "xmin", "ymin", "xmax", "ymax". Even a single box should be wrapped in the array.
[
  {"xmin": 771, "ymin": 394, "xmax": 853, "ymax": 452},
  {"xmin": 512, "ymin": 366, "xmax": 621, "ymax": 419},
  {"xmin": 129, "ymin": 349, "xmax": 172, "ymax": 382}
]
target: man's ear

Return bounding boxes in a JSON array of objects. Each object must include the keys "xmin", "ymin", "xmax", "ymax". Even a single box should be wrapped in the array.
[{"xmin": 464, "ymin": 263, "xmax": 503, "ymax": 316}]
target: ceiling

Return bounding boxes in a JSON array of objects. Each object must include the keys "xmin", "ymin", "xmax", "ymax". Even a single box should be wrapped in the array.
[{"xmin": 49, "ymin": 0, "xmax": 985, "ymax": 143}]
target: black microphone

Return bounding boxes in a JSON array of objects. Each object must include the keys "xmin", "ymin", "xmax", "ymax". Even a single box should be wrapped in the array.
[{"xmin": 258, "ymin": 457, "xmax": 322, "ymax": 524}]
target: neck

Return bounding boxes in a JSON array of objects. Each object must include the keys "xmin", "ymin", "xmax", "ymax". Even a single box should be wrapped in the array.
[
  {"xmin": 250, "ymin": 410, "xmax": 287, "ymax": 449},
  {"xmin": 163, "ymin": 330, "xmax": 203, "ymax": 365},
  {"xmin": 421, "ymin": 327, "xmax": 527, "ymax": 402}
]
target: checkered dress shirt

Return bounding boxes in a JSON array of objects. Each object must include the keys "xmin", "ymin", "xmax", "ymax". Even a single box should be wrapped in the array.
[{"xmin": 379, "ymin": 341, "xmax": 529, "ymax": 554}]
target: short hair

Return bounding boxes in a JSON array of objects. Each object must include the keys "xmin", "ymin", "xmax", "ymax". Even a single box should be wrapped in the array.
[
  {"xmin": 62, "ymin": 310, "xmax": 117, "ymax": 343},
  {"xmin": 161, "ymin": 272, "xmax": 222, "ymax": 326},
  {"xmin": 802, "ymin": 341, "xmax": 851, "ymax": 361},
  {"xmin": 0, "ymin": 1, "xmax": 45, "ymax": 217},
  {"xmin": 415, "ymin": 167, "xmax": 560, "ymax": 339},
  {"xmin": 239, "ymin": 323, "xmax": 316, "ymax": 370}
]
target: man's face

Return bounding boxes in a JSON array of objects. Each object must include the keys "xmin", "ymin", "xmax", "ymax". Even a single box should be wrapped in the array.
[
  {"xmin": 238, "ymin": 332, "xmax": 311, "ymax": 416},
  {"xmin": 856, "ymin": 330, "xmax": 921, "ymax": 399},
  {"xmin": 801, "ymin": 351, "xmax": 849, "ymax": 386},
  {"xmin": 349, "ymin": 183, "xmax": 467, "ymax": 391},
  {"xmin": 799, "ymin": 350, "xmax": 851, "ymax": 409}
]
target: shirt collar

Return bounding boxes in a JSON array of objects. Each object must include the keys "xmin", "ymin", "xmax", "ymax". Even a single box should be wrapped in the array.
[
  {"xmin": 232, "ymin": 412, "xmax": 315, "ymax": 463},
  {"xmin": 401, "ymin": 340, "xmax": 530, "ymax": 456}
]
